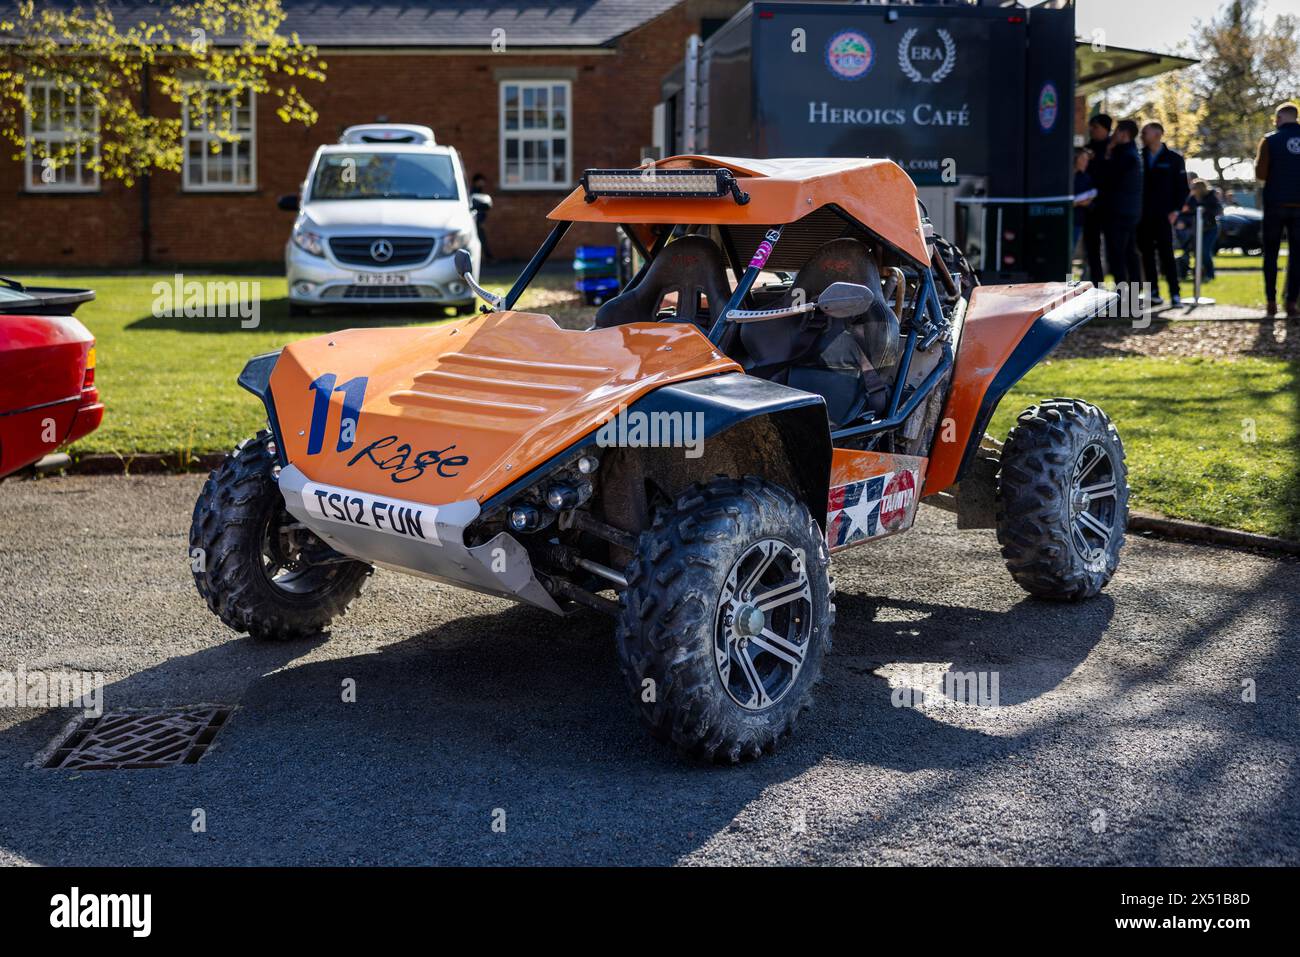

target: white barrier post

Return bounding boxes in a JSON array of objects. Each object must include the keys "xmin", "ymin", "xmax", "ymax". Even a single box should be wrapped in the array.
[
  {"xmin": 1194, "ymin": 206, "xmax": 1203, "ymax": 302},
  {"xmin": 1187, "ymin": 204, "xmax": 1216, "ymax": 309}
]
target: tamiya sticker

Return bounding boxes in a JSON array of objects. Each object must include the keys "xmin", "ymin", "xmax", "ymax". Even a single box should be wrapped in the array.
[
  {"xmin": 826, "ymin": 468, "xmax": 919, "ymax": 550},
  {"xmin": 879, "ymin": 468, "xmax": 917, "ymax": 532}
]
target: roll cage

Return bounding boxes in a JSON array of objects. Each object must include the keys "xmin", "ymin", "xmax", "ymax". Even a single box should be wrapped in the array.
[{"xmin": 495, "ymin": 178, "xmax": 956, "ymax": 447}]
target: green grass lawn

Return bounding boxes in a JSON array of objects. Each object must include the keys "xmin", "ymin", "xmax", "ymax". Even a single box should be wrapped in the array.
[
  {"xmin": 1193, "ymin": 270, "xmax": 1270, "ymax": 308},
  {"xmin": 1215, "ymin": 253, "xmax": 1275, "ymax": 271},
  {"xmin": 993, "ymin": 356, "xmax": 1299, "ymax": 539},
  {"xmin": 1198, "ymin": 250, "xmax": 1289, "ymax": 307},
  {"xmin": 16, "ymin": 271, "xmax": 1300, "ymax": 539},
  {"xmin": 15, "ymin": 271, "xmax": 537, "ymax": 459},
  {"xmin": 1073, "ymin": 250, "xmax": 1284, "ymax": 308}
]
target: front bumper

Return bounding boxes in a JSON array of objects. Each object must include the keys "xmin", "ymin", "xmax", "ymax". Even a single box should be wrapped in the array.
[
  {"xmin": 285, "ymin": 241, "xmax": 475, "ymax": 306},
  {"xmin": 276, "ymin": 464, "xmax": 561, "ymax": 614}
]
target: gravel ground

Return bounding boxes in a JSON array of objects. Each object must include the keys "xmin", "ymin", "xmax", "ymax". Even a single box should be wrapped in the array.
[
  {"xmin": 0, "ymin": 474, "xmax": 1296, "ymax": 866},
  {"xmin": 1056, "ymin": 316, "xmax": 1299, "ymax": 360}
]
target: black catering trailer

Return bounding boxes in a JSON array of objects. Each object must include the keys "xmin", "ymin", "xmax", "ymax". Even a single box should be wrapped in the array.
[{"xmin": 656, "ymin": 1, "xmax": 1077, "ymax": 282}]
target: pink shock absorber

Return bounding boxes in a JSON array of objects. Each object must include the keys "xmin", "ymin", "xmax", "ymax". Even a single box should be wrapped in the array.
[{"xmin": 747, "ymin": 230, "xmax": 781, "ymax": 269}]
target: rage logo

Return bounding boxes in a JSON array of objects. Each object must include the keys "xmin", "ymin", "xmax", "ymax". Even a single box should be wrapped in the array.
[{"xmin": 346, "ymin": 435, "xmax": 469, "ymax": 484}]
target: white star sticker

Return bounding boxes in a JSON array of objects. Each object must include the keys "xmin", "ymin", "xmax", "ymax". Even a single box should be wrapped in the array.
[{"xmin": 838, "ymin": 492, "xmax": 879, "ymax": 543}]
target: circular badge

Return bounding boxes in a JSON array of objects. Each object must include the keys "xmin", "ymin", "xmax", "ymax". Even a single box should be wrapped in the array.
[
  {"xmin": 826, "ymin": 30, "xmax": 874, "ymax": 81},
  {"xmin": 880, "ymin": 470, "xmax": 916, "ymax": 531},
  {"xmin": 1038, "ymin": 82, "xmax": 1059, "ymax": 132},
  {"xmin": 1287, "ymin": 136, "xmax": 1300, "ymax": 155}
]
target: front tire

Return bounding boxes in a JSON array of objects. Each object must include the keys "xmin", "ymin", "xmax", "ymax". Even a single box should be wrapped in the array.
[
  {"xmin": 190, "ymin": 431, "xmax": 371, "ymax": 640},
  {"xmin": 996, "ymin": 399, "xmax": 1129, "ymax": 600},
  {"xmin": 616, "ymin": 476, "xmax": 834, "ymax": 763}
]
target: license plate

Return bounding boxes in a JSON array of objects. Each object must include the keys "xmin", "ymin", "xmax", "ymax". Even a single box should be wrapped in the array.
[
  {"xmin": 301, "ymin": 482, "xmax": 439, "ymax": 545},
  {"xmin": 353, "ymin": 272, "xmax": 409, "ymax": 285}
]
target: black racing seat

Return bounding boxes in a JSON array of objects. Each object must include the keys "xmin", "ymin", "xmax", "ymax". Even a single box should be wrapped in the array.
[
  {"xmin": 593, "ymin": 235, "xmax": 732, "ymax": 330},
  {"xmin": 738, "ymin": 238, "xmax": 899, "ymax": 429}
]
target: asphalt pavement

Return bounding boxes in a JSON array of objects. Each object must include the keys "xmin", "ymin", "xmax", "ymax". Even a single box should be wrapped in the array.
[{"xmin": 0, "ymin": 473, "xmax": 1296, "ymax": 865}]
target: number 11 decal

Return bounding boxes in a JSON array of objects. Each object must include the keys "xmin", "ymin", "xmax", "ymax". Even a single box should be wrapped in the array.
[{"xmin": 306, "ymin": 373, "xmax": 369, "ymax": 455}]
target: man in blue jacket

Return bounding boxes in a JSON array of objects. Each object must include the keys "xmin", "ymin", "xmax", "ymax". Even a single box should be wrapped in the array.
[
  {"xmin": 1102, "ymin": 119, "xmax": 1144, "ymax": 288},
  {"xmin": 1138, "ymin": 122, "xmax": 1188, "ymax": 307},
  {"xmin": 1256, "ymin": 103, "xmax": 1300, "ymax": 317}
]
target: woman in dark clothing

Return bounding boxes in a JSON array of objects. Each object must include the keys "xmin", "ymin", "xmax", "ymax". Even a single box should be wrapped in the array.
[{"xmin": 1176, "ymin": 180, "xmax": 1222, "ymax": 281}]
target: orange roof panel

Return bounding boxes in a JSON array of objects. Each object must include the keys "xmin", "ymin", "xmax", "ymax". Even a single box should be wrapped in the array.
[{"xmin": 549, "ymin": 154, "xmax": 929, "ymax": 264}]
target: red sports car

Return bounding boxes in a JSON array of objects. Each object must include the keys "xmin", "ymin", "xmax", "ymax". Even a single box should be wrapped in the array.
[{"xmin": 0, "ymin": 280, "xmax": 102, "ymax": 479}]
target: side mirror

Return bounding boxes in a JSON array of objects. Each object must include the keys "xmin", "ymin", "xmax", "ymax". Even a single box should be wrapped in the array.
[
  {"xmin": 454, "ymin": 249, "xmax": 502, "ymax": 311},
  {"xmin": 816, "ymin": 281, "xmax": 875, "ymax": 319},
  {"xmin": 277, "ymin": 193, "xmax": 300, "ymax": 212}
]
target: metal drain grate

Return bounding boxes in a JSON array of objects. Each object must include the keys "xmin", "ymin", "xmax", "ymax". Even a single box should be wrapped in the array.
[{"xmin": 43, "ymin": 707, "xmax": 233, "ymax": 770}]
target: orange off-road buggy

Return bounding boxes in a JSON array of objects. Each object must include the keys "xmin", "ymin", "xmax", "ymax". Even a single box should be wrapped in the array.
[{"xmin": 191, "ymin": 156, "xmax": 1128, "ymax": 762}]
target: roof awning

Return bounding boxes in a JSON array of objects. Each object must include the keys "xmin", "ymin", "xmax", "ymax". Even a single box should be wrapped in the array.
[{"xmin": 1076, "ymin": 41, "xmax": 1198, "ymax": 97}]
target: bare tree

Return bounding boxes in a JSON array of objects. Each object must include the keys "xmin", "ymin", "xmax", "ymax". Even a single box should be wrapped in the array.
[{"xmin": 1192, "ymin": 0, "xmax": 1300, "ymax": 188}]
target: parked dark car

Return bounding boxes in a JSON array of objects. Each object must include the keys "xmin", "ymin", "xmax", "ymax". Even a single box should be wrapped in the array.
[{"xmin": 1216, "ymin": 206, "xmax": 1263, "ymax": 255}]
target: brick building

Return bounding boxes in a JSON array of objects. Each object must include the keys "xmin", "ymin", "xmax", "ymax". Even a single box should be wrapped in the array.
[{"xmin": 0, "ymin": 0, "xmax": 743, "ymax": 268}]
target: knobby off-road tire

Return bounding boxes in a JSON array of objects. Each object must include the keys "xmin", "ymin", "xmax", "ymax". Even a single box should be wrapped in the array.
[
  {"xmin": 616, "ymin": 476, "xmax": 834, "ymax": 763},
  {"xmin": 190, "ymin": 431, "xmax": 371, "ymax": 640},
  {"xmin": 996, "ymin": 398, "xmax": 1129, "ymax": 601}
]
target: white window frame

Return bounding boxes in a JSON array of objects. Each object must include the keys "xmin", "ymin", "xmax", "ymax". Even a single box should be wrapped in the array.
[
  {"xmin": 182, "ymin": 83, "xmax": 257, "ymax": 192},
  {"xmin": 24, "ymin": 81, "xmax": 100, "ymax": 193},
  {"xmin": 498, "ymin": 79, "xmax": 572, "ymax": 191}
]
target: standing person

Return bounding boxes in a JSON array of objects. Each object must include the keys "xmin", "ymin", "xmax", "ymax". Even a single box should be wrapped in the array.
[
  {"xmin": 1073, "ymin": 147, "xmax": 1097, "ymax": 262},
  {"xmin": 1138, "ymin": 122, "xmax": 1187, "ymax": 306},
  {"xmin": 1073, "ymin": 147, "xmax": 1098, "ymax": 244},
  {"xmin": 470, "ymin": 173, "xmax": 494, "ymax": 264},
  {"xmin": 1101, "ymin": 119, "xmax": 1143, "ymax": 288},
  {"xmin": 1255, "ymin": 102, "xmax": 1300, "ymax": 317},
  {"xmin": 1083, "ymin": 114, "xmax": 1112, "ymax": 283}
]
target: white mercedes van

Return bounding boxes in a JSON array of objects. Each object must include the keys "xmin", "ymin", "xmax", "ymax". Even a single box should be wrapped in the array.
[{"xmin": 281, "ymin": 124, "xmax": 481, "ymax": 315}]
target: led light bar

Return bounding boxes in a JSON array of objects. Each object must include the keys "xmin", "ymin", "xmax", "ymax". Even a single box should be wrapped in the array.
[{"xmin": 580, "ymin": 168, "xmax": 750, "ymax": 205}]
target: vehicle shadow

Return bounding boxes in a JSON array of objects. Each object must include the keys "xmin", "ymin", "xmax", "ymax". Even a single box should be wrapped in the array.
[
  {"xmin": 0, "ymin": 582, "xmax": 1112, "ymax": 866},
  {"xmin": 123, "ymin": 295, "xmax": 466, "ymax": 335}
]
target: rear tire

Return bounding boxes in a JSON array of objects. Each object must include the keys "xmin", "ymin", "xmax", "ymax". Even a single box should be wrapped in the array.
[
  {"xmin": 616, "ymin": 476, "xmax": 833, "ymax": 763},
  {"xmin": 996, "ymin": 399, "xmax": 1128, "ymax": 600},
  {"xmin": 190, "ymin": 431, "xmax": 371, "ymax": 640}
]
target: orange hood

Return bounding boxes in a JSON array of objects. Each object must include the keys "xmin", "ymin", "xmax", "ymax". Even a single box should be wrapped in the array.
[{"xmin": 270, "ymin": 311, "xmax": 740, "ymax": 504}]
